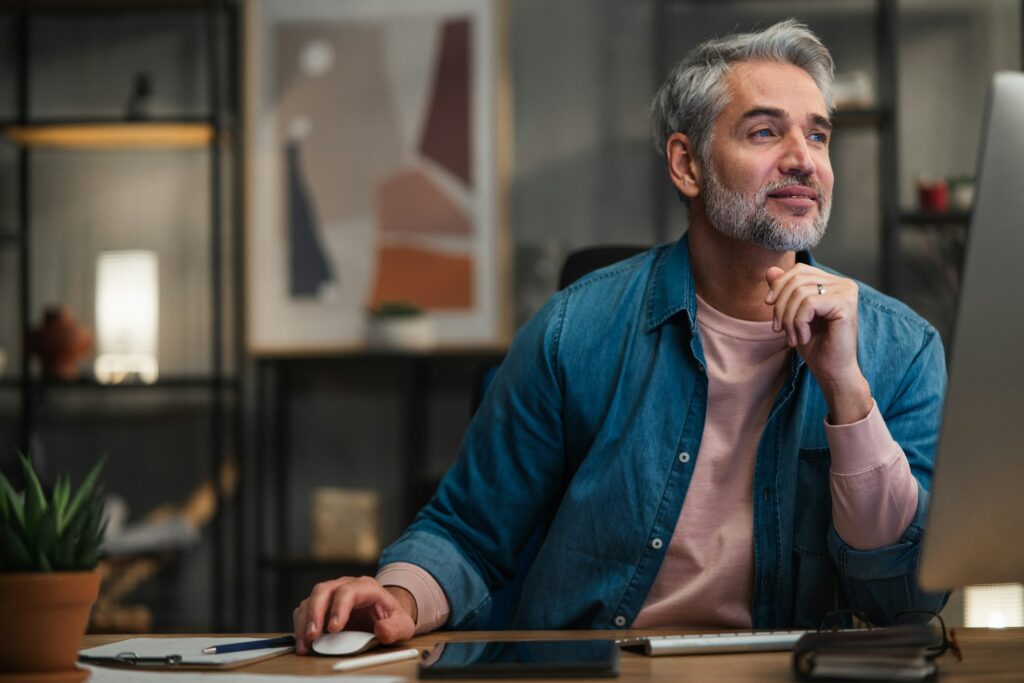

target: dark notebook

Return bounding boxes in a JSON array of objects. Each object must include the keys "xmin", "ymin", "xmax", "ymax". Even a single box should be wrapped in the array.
[{"xmin": 792, "ymin": 625, "xmax": 941, "ymax": 682}]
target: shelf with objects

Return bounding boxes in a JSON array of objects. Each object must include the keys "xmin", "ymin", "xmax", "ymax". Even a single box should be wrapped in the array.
[
  {"xmin": 0, "ymin": 0, "xmax": 244, "ymax": 632},
  {"xmin": 895, "ymin": 207, "xmax": 971, "ymax": 348}
]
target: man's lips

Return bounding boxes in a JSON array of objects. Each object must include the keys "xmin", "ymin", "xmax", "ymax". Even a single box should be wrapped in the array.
[{"xmin": 768, "ymin": 185, "xmax": 820, "ymax": 204}]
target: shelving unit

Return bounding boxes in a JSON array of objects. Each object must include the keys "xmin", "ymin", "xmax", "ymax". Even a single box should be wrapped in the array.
[{"xmin": 0, "ymin": 0, "xmax": 243, "ymax": 631}]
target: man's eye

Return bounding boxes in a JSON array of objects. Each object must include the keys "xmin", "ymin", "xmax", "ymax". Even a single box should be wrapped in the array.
[
  {"xmin": 809, "ymin": 132, "xmax": 829, "ymax": 144},
  {"xmin": 753, "ymin": 129, "xmax": 774, "ymax": 138}
]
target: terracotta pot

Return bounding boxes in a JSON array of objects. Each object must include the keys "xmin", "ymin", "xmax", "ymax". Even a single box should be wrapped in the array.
[
  {"xmin": 0, "ymin": 571, "xmax": 99, "ymax": 676},
  {"xmin": 27, "ymin": 305, "xmax": 93, "ymax": 381}
]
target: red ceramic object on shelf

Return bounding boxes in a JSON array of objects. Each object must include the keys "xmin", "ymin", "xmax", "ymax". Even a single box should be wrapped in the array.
[{"xmin": 26, "ymin": 305, "xmax": 93, "ymax": 381}]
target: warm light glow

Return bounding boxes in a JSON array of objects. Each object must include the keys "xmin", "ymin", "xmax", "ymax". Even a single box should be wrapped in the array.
[
  {"xmin": 964, "ymin": 583, "xmax": 1024, "ymax": 628},
  {"xmin": 94, "ymin": 251, "xmax": 159, "ymax": 384}
]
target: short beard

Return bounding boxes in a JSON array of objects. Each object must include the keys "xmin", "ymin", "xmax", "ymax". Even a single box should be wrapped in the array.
[{"xmin": 703, "ymin": 163, "xmax": 831, "ymax": 253}]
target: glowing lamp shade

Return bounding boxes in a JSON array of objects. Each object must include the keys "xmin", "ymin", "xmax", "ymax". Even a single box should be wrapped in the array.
[
  {"xmin": 94, "ymin": 250, "xmax": 159, "ymax": 384},
  {"xmin": 964, "ymin": 583, "xmax": 1024, "ymax": 628}
]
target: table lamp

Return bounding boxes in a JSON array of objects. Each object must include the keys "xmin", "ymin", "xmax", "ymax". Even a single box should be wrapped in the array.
[{"xmin": 94, "ymin": 250, "xmax": 159, "ymax": 384}]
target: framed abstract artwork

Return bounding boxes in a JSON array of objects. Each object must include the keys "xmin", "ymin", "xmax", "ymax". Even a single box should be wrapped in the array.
[{"xmin": 245, "ymin": 0, "xmax": 510, "ymax": 353}]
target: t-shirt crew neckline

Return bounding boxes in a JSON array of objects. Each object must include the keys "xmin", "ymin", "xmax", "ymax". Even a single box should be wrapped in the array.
[{"xmin": 695, "ymin": 293, "xmax": 786, "ymax": 342}]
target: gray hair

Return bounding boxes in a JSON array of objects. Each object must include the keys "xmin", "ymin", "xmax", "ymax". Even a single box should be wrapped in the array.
[{"xmin": 650, "ymin": 19, "xmax": 835, "ymax": 177}]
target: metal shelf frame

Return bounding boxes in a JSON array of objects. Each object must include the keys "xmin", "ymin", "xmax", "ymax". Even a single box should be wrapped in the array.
[{"xmin": 4, "ymin": 0, "xmax": 244, "ymax": 632}]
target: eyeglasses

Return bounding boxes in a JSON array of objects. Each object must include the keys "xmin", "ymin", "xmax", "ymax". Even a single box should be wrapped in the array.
[{"xmin": 818, "ymin": 608, "xmax": 962, "ymax": 662}]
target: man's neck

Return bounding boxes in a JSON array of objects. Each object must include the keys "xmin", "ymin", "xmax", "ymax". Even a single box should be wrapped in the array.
[{"xmin": 687, "ymin": 212, "xmax": 797, "ymax": 323}]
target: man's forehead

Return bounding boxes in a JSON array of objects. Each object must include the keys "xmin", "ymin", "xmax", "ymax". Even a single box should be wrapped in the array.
[{"xmin": 722, "ymin": 61, "xmax": 828, "ymax": 117}]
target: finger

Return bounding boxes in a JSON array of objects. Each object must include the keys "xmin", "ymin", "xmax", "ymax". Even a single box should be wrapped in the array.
[
  {"xmin": 783, "ymin": 281, "xmax": 828, "ymax": 342},
  {"xmin": 293, "ymin": 600, "xmax": 310, "ymax": 655},
  {"xmin": 327, "ymin": 581, "xmax": 364, "ymax": 634},
  {"xmin": 305, "ymin": 579, "xmax": 347, "ymax": 641},
  {"xmin": 765, "ymin": 266, "xmax": 787, "ymax": 291},
  {"xmin": 764, "ymin": 263, "xmax": 815, "ymax": 304},
  {"xmin": 783, "ymin": 281, "xmax": 833, "ymax": 347},
  {"xmin": 327, "ymin": 577, "xmax": 399, "ymax": 635},
  {"xmin": 774, "ymin": 276, "xmax": 818, "ymax": 339},
  {"xmin": 793, "ymin": 295, "xmax": 822, "ymax": 346}
]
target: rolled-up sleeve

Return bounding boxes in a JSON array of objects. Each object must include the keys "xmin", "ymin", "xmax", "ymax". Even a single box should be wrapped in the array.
[
  {"xmin": 376, "ymin": 562, "xmax": 451, "ymax": 634},
  {"xmin": 827, "ymin": 402, "xmax": 919, "ymax": 549}
]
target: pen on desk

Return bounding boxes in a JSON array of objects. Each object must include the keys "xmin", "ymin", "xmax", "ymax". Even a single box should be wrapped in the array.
[
  {"xmin": 331, "ymin": 647, "xmax": 421, "ymax": 671},
  {"xmin": 202, "ymin": 635, "xmax": 296, "ymax": 654}
]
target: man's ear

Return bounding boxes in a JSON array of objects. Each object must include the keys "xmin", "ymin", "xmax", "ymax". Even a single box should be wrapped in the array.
[{"xmin": 666, "ymin": 132, "xmax": 702, "ymax": 199}]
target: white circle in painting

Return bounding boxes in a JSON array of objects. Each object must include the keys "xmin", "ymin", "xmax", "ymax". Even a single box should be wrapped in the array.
[
  {"xmin": 288, "ymin": 115, "xmax": 312, "ymax": 141},
  {"xmin": 300, "ymin": 39, "xmax": 335, "ymax": 77}
]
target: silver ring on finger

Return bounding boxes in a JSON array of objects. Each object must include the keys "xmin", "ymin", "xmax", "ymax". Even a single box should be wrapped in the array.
[{"xmin": 816, "ymin": 283, "xmax": 826, "ymax": 295}]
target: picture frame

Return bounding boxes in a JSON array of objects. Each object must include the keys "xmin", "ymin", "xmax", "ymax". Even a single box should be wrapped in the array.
[{"xmin": 245, "ymin": 0, "xmax": 511, "ymax": 354}]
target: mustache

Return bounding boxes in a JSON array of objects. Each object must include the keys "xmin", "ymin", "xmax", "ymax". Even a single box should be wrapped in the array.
[{"xmin": 758, "ymin": 177, "xmax": 826, "ymax": 204}]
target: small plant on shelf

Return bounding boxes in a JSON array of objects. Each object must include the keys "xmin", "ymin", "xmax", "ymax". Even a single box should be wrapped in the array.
[
  {"xmin": 369, "ymin": 301, "xmax": 425, "ymax": 318},
  {"xmin": 367, "ymin": 301, "xmax": 435, "ymax": 350}
]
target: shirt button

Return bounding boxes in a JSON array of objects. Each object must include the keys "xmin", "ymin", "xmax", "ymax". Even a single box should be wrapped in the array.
[
  {"xmin": 614, "ymin": 615, "xmax": 627, "ymax": 627},
  {"xmin": 678, "ymin": 451, "xmax": 691, "ymax": 463},
  {"xmin": 651, "ymin": 538, "xmax": 664, "ymax": 550}
]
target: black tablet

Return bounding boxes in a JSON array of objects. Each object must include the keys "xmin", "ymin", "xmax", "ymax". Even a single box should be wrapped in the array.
[{"xmin": 418, "ymin": 639, "xmax": 620, "ymax": 679}]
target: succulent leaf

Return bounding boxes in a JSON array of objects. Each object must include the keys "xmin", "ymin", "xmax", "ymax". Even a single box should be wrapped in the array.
[
  {"xmin": 35, "ymin": 507, "xmax": 58, "ymax": 565},
  {"xmin": 61, "ymin": 455, "xmax": 106, "ymax": 535},
  {"xmin": 1, "ymin": 525, "xmax": 33, "ymax": 570},
  {"xmin": 0, "ymin": 472, "xmax": 23, "ymax": 529},
  {"xmin": 18, "ymin": 453, "xmax": 47, "ymax": 536},
  {"xmin": 53, "ymin": 473, "xmax": 70, "ymax": 531},
  {"xmin": 0, "ymin": 476, "xmax": 7, "ymax": 524}
]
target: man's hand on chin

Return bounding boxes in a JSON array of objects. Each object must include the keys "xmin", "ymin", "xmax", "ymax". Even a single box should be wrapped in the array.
[{"xmin": 765, "ymin": 264, "xmax": 873, "ymax": 425}]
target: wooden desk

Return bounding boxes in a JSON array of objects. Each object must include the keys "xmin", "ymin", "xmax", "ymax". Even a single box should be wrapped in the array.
[{"xmin": 82, "ymin": 629, "xmax": 1024, "ymax": 681}]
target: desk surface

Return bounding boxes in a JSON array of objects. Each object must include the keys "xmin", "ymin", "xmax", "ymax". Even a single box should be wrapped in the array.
[{"xmin": 82, "ymin": 629, "xmax": 1024, "ymax": 681}]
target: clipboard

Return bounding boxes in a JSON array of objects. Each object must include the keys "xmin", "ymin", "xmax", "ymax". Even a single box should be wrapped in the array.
[{"xmin": 79, "ymin": 637, "xmax": 293, "ymax": 670}]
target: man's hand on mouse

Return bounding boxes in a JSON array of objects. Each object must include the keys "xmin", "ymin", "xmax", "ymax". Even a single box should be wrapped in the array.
[
  {"xmin": 293, "ymin": 576, "xmax": 417, "ymax": 655},
  {"xmin": 764, "ymin": 264, "xmax": 872, "ymax": 425}
]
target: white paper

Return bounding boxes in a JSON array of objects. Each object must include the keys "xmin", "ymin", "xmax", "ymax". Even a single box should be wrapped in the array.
[
  {"xmin": 81, "ymin": 664, "xmax": 404, "ymax": 683},
  {"xmin": 80, "ymin": 638, "xmax": 293, "ymax": 666}
]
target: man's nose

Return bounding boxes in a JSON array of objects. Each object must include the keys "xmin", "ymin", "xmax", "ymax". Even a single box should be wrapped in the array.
[{"xmin": 779, "ymin": 132, "xmax": 816, "ymax": 177}]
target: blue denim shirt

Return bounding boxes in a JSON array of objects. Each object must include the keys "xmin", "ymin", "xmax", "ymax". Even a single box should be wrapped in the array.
[{"xmin": 380, "ymin": 235, "xmax": 948, "ymax": 630}]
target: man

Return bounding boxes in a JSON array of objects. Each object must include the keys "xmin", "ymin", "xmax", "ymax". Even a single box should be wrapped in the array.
[{"xmin": 293, "ymin": 19, "xmax": 947, "ymax": 652}]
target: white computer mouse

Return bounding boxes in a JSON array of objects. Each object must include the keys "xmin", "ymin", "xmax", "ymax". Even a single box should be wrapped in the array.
[{"xmin": 312, "ymin": 630, "xmax": 379, "ymax": 656}]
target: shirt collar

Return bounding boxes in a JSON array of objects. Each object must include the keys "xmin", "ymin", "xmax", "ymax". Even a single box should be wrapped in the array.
[{"xmin": 645, "ymin": 232, "xmax": 817, "ymax": 333}]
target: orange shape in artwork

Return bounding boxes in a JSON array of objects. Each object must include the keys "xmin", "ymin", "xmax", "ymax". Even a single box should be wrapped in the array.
[
  {"xmin": 420, "ymin": 19, "xmax": 471, "ymax": 186},
  {"xmin": 370, "ymin": 245, "xmax": 473, "ymax": 310},
  {"xmin": 377, "ymin": 168, "xmax": 472, "ymax": 236}
]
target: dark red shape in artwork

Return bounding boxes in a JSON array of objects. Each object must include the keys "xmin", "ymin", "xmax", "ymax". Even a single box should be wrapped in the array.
[{"xmin": 420, "ymin": 19, "xmax": 471, "ymax": 186}]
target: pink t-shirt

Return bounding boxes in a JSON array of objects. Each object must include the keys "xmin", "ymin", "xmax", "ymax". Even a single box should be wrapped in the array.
[{"xmin": 378, "ymin": 296, "xmax": 920, "ymax": 632}]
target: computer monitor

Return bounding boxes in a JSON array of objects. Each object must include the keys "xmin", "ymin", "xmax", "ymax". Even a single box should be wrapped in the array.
[{"xmin": 918, "ymin": 71, "xmax": 1024, "ymax": 591}]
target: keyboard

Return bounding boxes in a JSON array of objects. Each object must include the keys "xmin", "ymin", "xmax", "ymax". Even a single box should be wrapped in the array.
[{"xmin": 617, "ymin": 630, "xmax": 811, "ymax": 656}]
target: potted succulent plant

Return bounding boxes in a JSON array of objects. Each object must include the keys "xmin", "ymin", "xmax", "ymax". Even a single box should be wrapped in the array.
[
  {"xmin": 367, "ymin": 301, "xmax": 436, "ymax": 350},
  {"xmin": 0, "ymin": 452, "xmax": 107, "ymax": 681}
]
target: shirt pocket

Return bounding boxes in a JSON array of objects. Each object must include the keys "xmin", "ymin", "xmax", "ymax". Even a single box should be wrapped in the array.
[
  {"xmin": 794, "ymin": 447, "xmax": 832, "ymax": 557},
  {"xmin": 791, "ymin": 447, "xmax": 837, "ymax": 627}
]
